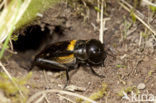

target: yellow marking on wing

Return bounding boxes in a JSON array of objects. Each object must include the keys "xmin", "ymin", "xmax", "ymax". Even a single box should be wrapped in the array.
[
  {"xmin": 67, "ymin": 40, "xmax": 77, "ymax": 51},
  {"xmin": 55, "ymin": 40, "xmax": 77, "ymax": 64},
  {"xmin": 56, "ymin": 54, "xmax": 75, "ymax": 64}
]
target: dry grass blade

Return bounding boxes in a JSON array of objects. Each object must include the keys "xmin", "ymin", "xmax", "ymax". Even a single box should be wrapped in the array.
[
  {"xmin": 34, "ymin": 93, "xmax": 46, "ymax": 103},
  {"xmin": 44, "ymin": 96, "xmax": 50, "ymax": 103},
  {"xmin": 0, "ymin": 0, "xmax": 31, "ymax": 43},
  {"xmin": 57, "ymin": 94, "xmax": 76, "ymax": 103},
  {"xmin": 99, "ymin": 0, "xmax": 104, "ymax": 43},
  {"xmin": 119, "ymin": 0, "xmax": 156, "ymax": 36},
  {"xmin": 99, "ymin": 0, "xmax": 110, "ymax": 43},
  {"xmin": 26, "ymin": 89, "xmax": 97, "ymax": 103},
  {"xmin": 0, "ymin": 0, "xmax": 32, "ymax": 59},
  {"xmin": 142, "ymin": 0, "xmax": 156, "ymax": 7},
  {"xmin": 0, "ymin": 0, "xmax": 4, "ymax": 9},
  {"xmin": 0, "ymin": 62, "xmax": 25, "ymax": 99},
  {"xmin": 96, "ymin": 0, "xmax": 100, "ymax": 22}
]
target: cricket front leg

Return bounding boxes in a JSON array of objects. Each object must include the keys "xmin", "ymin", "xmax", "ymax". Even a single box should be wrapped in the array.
[{"xmin": 89, "ymin": 65, "xmax": 105, "ymax": 78}]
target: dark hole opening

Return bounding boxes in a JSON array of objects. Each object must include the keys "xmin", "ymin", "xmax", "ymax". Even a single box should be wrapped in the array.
[
  {"xmin": 53, "ymin": 25, "xmax": 65, "ymax": 36},
  {"xmin": 12, "ymin": 25, "xmax": 50, "ymax": 52}
]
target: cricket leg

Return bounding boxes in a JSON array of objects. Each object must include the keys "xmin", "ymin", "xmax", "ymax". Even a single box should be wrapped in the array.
[
  {"xmin": 63, "ymin": 68, "xmax": 70, "ymax": 89},
  {"xmin": 89, "ymin": 66, "xmax": 105, "ymax": 78},
  {"xmin": 32, "ymin": 58, "xmax": 70, "ymax": 88}
]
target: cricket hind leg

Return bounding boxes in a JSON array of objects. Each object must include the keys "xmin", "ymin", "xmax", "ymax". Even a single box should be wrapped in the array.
[
  {"xmin": 63, "ymin": 68, "xmax": 70, "ymax": 89},
  {"xmin": 30, "ymin": 58, "xmax": 70, "ymax": 88},
  {"xmin": 63, "ymin": 62, "xmax": 79, "ymax": 89}
]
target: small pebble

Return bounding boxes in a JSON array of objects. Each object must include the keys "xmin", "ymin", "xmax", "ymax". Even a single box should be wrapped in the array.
[
  {"xmin": 26, "ymin": 85, "xmax": 30, "ymax": 89},
  {"xmin": 47, "ymin": 71, "xmax": 53, "ymax": 76},
  {"xmin": 36, "ymin": 13, "xmax": 43, "ymax": 17},
  {"xmin": 137, "ymin": 83, "xmax": 146, "ymax": 90}
]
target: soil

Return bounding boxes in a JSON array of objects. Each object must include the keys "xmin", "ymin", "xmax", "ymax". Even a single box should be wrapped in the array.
[{"xmin": 2, "ymin": 1, "xmax": 156, "ymax": 103}]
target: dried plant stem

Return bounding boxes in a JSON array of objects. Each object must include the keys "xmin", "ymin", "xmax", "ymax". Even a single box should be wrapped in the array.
[
  {"xmin": 44, "ymin": 96, "xmax": 50, "ymax": 103},
  {"xmin": 142, "ymin": 0, "xmax": 156, "ymax": 7},
  {"xmin": 0, "ymin": 0, "xmax": 31, "ymax": 43},
  {"xmin": 34, "ymin": 93, "xmax": 46, "ymax": 103},
  {"xmin": 57, "ymin": 94, "xmax": 76, "ymax": 103},
  {"xmin": 9, "ymin": 39, "xmax": 13, "ymax": 50},
  {"xmin": 0, "ymin": 62, "xmax": 25, "ymax": 99},
  {"xmin": 26, "ymin": 90, "xmax": 97, "ymax": 103},
  {"xmin": 96, "ymin": 0, "xmax": 100, "ymax": 22},
  {"xmin": 0, "ymin": 0, "xmax": 31, "ymax": 60},
  {"xmin": 119, "ymin": 0, "xmax": 156, "ymax": 36},
  {"xmin": 99, "ymin": 0, "xmax": 110, "ymax": 44},
  {"xmin": 43, "ymin": 70, "xmax": 50, "ymax": 88},
  {"xmin": 99, "ymin": 0, "xmax": 104, "ymax": 43},
  {"xmin": 0, "ymin": 0, "xmax": 4, "ymax": 9},
  {"xmin": 139, "ymin": 32, "xmax": 142, "ymax": 46}
]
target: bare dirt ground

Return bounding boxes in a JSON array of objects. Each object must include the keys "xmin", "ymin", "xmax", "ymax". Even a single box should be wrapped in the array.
[{"xmin": 2, "ymin": 1, "xmax": 156, "ymax": 103}]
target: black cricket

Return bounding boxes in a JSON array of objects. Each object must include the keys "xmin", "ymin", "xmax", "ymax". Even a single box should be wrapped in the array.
[{"xmin": 30, "ymin": 39, "xmax": 107, "ymax": 88}]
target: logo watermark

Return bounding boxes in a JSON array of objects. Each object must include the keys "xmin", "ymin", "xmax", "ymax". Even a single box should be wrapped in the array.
[{"xmin": 122, "ymin": 91, "xmax": 156, "ymax": 102}]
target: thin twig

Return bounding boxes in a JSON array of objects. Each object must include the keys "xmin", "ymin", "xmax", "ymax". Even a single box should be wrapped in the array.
[
  {"xmin": 119, "ymin": 0, "xmax": 156, "ymax": 36},
  {"xmin": 35, "ymin": 93, "xmax": 46, "ymax": 103},
  {"xmin": 5, "ymin": 49, "xmax": 17, "ymax": 54},
  {"xmin": 43, "ymin": 70, "xmax": 50, "ymax": 89},
  {"xmin": 26, "ymin": 90, "xmax": 97, "ymax": 103},
  {"xmin": 4, "ymin": 0, "xmax": 11, "ymax": 7},
  {"xmin": 99, "ymin": 0, "xmax": 104, "ymax": 43},
  {"xmin": 99, "ymin": 0, "xmax": 110, "ymax": 43},
  {"xmin": 9, "ymin": 39, "xmax": 13, "ymax": 50},
  {"xmin": 139, "ymin": 32, "xmax": 142, "ymax": 46},
  {"xmin": 82, "ymin": 0, "xmax": 86, "ymax": 7},
  {"xmin": 103, "ymin": 18, "xmax": 111, "ymax": 31},
  {"xmin": 91, "ymin": 23, "xmax": 98, "ymax": 31},
  {"xmin": 0, "ymin": 62, "xmax": 25, "ymax": 98},
  {"xmin": 142, "ymin": 0, "xmax": 156, "ymax": 7},
  {"xmin": 0, "ymin": 43, "xmax": 17, "ymax": 54},
  {"xmin": 96, "ymin": 0, "xmax": 100, "ymax": 22},
  {"xmin": 0, "ymin": 0, "xmax": 4, "ymax": 9},
  {"xmin": 57, "ymin": 94, "xmax": 76, "ymax": 103},
  {"xmin": 0, "ymin": 0, "xmax": 31, "ymax": 43},
  {"xmin": 44, "ymin": 96, "xmax": 50, "ymax": 103}
]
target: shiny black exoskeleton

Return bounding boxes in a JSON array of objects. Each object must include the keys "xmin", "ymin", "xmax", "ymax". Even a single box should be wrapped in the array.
[{"xmin": 31, "ymin": 39, "xmax": 107, "ymax": 88}]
